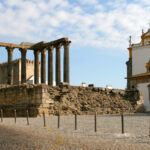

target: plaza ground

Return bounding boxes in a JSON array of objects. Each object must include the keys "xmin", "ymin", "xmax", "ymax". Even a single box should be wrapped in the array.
[{"xmin": 0, "ymin": 114, "xmax": 150, "ymax": 150}]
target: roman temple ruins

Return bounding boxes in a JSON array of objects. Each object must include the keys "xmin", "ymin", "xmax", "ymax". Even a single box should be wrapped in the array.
[
  {"xmin": 0, "ymin": 37, "xmax": 143, "ymax": 116},
  {"xmin": 0, "ymin": 38, "xmax": 71, "ymax": 86}
]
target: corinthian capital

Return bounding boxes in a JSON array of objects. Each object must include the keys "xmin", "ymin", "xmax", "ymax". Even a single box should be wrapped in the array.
[
  {"xmin": 48, "ymin": 46, "xmax": 54, "ymax": 51},
  {"xmin": 6, "ymin": 47, "xmax": 14, "ymax": 53},
  {"xmin": 55, "ymin": 43, "xmax": 62, "ymax": 50},
  {"xmin": 64, "ymin": 41, "xmax": 71, "ymax": 47},
  {"xmin": 41, "ymin": 48, "xmax": 46, "ymax": 54}
]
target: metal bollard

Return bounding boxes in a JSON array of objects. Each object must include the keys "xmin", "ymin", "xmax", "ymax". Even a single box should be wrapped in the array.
[
  {"xmin": 14, "ymin": 109, "xmax": 16, "ymax": 124},
  {"xmin": 121, "ymin": 112, "xmax": 124, "ymax": 134},
  {"xmin": 58, "ymin": 112, "xmax": 60, "ymax": 128},
  {"xmin": 75, "ymin": 114, "xmax": 77, "ymax": 130},
  {"xmin": 94, "ymin": 112, "xmax": 97, "ymax": 132},
  {"xmin": 1, "ymin": 109, "xmax": 3, "ymax": 122},
  {"xmin": 26, "ymin": 110, "xmax": 29, "ymax": 125},
  {"xmin": 43, "ymin": 111, "xmax": 46, "ymax": 127}
]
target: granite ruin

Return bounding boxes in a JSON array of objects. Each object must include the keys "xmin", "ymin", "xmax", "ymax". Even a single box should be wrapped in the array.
[{"xmin": 0, "ymin": 38, "xmax": 142, "ymax": 116}]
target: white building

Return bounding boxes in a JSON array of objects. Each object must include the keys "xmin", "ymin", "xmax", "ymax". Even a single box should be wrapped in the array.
[
  {"xmin": 26, "ymin": 75, "xmax": 56, "ymax": 86},
  {"xmin": 126, "ymin": 28, "xmax": 150, "ymax": 112},
  {"xmin": 81, "ymin": 82, "xmax": 87, "ymax": 87},
  {"xmin": 106, "ymin": 85, "xmax": 112, "ymax": 89}
]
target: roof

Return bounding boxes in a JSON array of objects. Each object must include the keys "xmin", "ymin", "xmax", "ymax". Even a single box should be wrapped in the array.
[
  {"xmin": 129, "ymin": 28, "xmax": 150, "ymax": 48},
  {"xmin": 141, "ymin": 28, "xmax": 150, "ymax": 38},
  {"xmin": 126, "ymin": 72, "xmax": 150, "ymax": 79}
]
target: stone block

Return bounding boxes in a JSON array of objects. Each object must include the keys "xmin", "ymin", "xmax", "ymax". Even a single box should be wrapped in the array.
[
  {"xmin": 88, "ymin": 84, "xmax": 94, "ymax": 87},
  {"xmin": 59, "ymin": 82, "xmax": 69, "ymax": 88}
]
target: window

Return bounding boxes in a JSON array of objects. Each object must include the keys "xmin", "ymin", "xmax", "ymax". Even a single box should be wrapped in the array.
[
  {"xmin": 146, "ymin": 60, "xmax": 150, "ymax": 72},
  {"xmin": 148, "ymin": 84, "xmax": 150, "ymax": 100}
]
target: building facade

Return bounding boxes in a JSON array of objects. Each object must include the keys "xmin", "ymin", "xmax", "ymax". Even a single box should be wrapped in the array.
[
  {"xmin": 126, "ymin": 28, "xmax": 150, "ymax": 111},
  {"xmin": 0, "ymin": 59, "xmax": 40, "ymax": 85}
]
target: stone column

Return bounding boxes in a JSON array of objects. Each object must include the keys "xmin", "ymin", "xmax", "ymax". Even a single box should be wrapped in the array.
[
  {"xmin": 56, "ymin": 44, "xmax": 61, "ymax": 86},
  {"xmin": 20, "ymin": 48, "xmax": 27, "ymax": 84},
  {"xmin": 34, "ymin": 50, "xmax": 40, "ymax": 84},
  {"xmin": 48, "ymin": 46, "xmax": 53, "ymax": 86},
  {"xmin": 6, "ymin": 47, "xmax": 14, "ymax": 85},
  {"xmin": 41, "ymin": 48, "xmax": 46, "ymax": 84},
  {"xmin": 64, "ymin": 41, "xmax": 70, "ymax": 84}
]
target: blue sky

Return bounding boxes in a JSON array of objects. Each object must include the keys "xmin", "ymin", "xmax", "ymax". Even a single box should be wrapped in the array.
[{"xmin": 0, "ymin": 0, "xmax": 150, "ymax": 89}]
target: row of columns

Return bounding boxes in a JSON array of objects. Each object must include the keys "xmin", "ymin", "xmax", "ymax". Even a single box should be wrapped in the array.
[
  {"xmin": 6, "ymin": 47, "xmax": 27, "ymax": 85},
  {"xmin": 34, "ymin": 41, "xmax": 70, "ymax": 85},
  {"xmin": 6, "ymin": 41, "xmax": 70, "ymax": 86}
]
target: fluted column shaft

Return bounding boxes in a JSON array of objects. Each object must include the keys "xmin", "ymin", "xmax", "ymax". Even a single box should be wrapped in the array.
[
  {"xmin": 6, "ymin": 47, "xmax": 14, "ymax": 85},
  {"xmin": 20, "ymin": 48, "xmax": 27, "ymax": 84},
  {"xmin": 34, "ymin": 50, "xmax": 40, "ymax": 84},
  {"xmin": 41, "ymin": 49, "xmax": 46, "ymax": 84},
  {"xmin": 64, "ymin": 42, "xmax": 70, "ymax": 84},
  {"xmin": 48, "ymin": 46, "xmax": 53, "ymax": 86},
  {"xmin": 56, "ymin": 44, "xmax": 61, "ymax": 86}
]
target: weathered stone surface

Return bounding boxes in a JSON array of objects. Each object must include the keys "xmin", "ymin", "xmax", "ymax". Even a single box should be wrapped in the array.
[
  {"xmin": 0, "ymin": 59, "xmax": 41, "ymax": 85},
  {"xmin": 88, "ymin": 84, "xmax": 94, "ymax": 87},
  {"xmin": 0, "ymin": 85, "xmax": 142, "ymax": 116}
]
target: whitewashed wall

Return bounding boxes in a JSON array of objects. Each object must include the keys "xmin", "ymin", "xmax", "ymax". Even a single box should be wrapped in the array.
[
  {"xmin": 132, "ymin": 45, "xmax": 150, "ymax": 75},
  {"xmin": 137, "ymin": 82, "xmax": 150, "ymax": 111}
]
